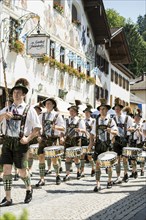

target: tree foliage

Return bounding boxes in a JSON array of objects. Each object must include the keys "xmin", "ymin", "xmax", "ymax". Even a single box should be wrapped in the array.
[
  {"xmin": 106, "ymin": 9, "xmax": 126, "ymax": 27},
  {"xmin": 105, "ymin": 9, "xmax": 146, "ymax": 76}
]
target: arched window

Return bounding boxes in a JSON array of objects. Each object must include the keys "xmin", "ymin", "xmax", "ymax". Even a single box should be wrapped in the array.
[{"xmin": 72, "ymin": 4, "xmax": 77, "ymax": 21}]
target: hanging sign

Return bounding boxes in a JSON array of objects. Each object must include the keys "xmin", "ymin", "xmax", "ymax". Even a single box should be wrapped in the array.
[{"xmin": 26, "ymin": 34, "xmax": 49, "ymax": 57}]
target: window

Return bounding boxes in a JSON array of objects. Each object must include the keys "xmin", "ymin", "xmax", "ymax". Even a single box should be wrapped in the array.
[
  {"xmin": 126, "ymin": 80, "xmax": 129, "ymax": 91},
  {"xmin": 119, "ymin": 75, "xmax": 122, "ymax": 87},
  {"xmin": 105, "ymin": 89, "xmax": 108, "ymax": 100},
  {"xmin": 87, "ymin": 27, "xmax": 90, "ymax": 37},
  {"xmin": 115, "ymin": 72, "xmax": 118, "ymax": 84},
  {"xmin": 111, "ymin": 69, "xmax": 114, "ymax": 82},
  {"xmin": 95, "ymin": 85, "xmax": 100, "ymax": 100},
  {"xmin": 77, "ymin": 56, "xmax": 81, "ymax": 72},
  {"xmin": 68, "ymin": 51, "xmax": 74, "ymax": 68},
  {"xmin": 100, "ymin": 88, "xmax": 104, "ymax": 98},
  {"xmin": 123, "ymin": 77, "xmax": 126, "ymax": 89},
  {"xmin": 50, "ymin": 41, "xmax": 55, "ymax": 58},
  {"xmin": 86, "ymin": 62, "xmax": 90, "ymax": 77},
  {"xmin": 60, "ymin": 47, "xmax": 65, "ymax": 63},
  {"xmin": 72, "ymin": 4, "xmax": 77, "ymax": 21},
  {"xmin": 104, "ymin": 60, "xmax": 109, "ymax": 75}
]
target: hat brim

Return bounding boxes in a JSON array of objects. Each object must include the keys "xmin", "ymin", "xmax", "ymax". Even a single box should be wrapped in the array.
[
  {"xmin": 11, "ymin": 85, "xmax": 28, "ymax": 94},
  {"xmin": 112, "ymin": 104, "xmax": 123, "ymax": 110},
  {"xmin": 68, "ymin": 106, "xmax": 78, "ymax": 112},
  {"xmin": 83, "ymin": 109, "xmax": 92, "ymax": 113},
  {"xmin": 42, "ymin": 98, "xmax": 57, "ymax": 109},
  {"xmin": 97, "ymin": 104, "xmax": 111, "ymax": 111}
]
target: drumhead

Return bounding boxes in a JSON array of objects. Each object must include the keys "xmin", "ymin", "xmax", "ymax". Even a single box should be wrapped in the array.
[
  {"xmin": 0, "ymin": 145, "xmax": 2, "ymax": 148},
  {"xmin": 44, "ymin": 146, "xmax": 64, "ymax": 151},
  {"xmin": 123, "ymin": 147, "xmax": 141, "ymax": 151},
  {"xmin": 66, "ymin": 146, "xmax": 82, "ymax": 151},
  {"xmin": 98, "ymin": 151, "xmax": 117, "ymax": 161},
  {"xmin": 29, "ymin": 144, "xmax": 39, "ymax": 149},
  {"xmin": 138, "ymin": 151, "xmax": 146, "ymax": 157}
]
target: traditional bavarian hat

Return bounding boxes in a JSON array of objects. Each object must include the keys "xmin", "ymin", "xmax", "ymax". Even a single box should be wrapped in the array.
[
  {"xmin": 112, "ymin": 98, "xmax": 123, "ymax": 109},
  {"xmin": 122, "ymin": 106, "xmax": 133, "ymax": 117},
  {"xmin": 42, "ymin": 97, "xmax": 57, "ymax": 109},
  {"xmin": 11, "ymin": 78, "xmax": 29, "ymax": 94},
  {"xmin": 97, "ymin": 98, "xmax": 111, "ymax": 110},
  {"xmin": 83, "ymin": 104, "xmax": 92, "ymax": 113},
  {"xmin": 34, "ymin": 105, "xmax": 42, "ymax": 113},
  {"xmin": 134, "ymin": 108, "xmax": 142, "ymax": 118},
  {"xmin": 67, "ymin": 105, "xmax": 79, "ymax": 113}
]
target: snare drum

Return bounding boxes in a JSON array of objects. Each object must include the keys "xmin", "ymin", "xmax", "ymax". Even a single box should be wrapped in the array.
[
  {"xmin": 29, "ymin": 144, "xmax": 39, "ymax": 159},
  {"xmin": 0, "ymin": 145, "xmax": 2, "ymax": 156},
  {"xmin": 122, "ymin": 147, "xmax": 142, "ymax": 158},
  {"xmin": 98, "ymin": 151, "xmax": 117, "ymax": 168},
  {"xmin": 44, "ymin": 146, "xmax": 64, "ymax": 158},
  {"xmin": 66, "ymin": 146, "xmax": 82, "ymax": 158},
  {"xmin": 137, "ymin": 151, "xmax": 146, "ymax": 163}
]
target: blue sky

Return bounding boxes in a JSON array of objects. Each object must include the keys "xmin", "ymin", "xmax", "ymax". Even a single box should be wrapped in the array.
[{"xmin": 103, "ymin": 0, "xmax": 146, "ymax": 23}]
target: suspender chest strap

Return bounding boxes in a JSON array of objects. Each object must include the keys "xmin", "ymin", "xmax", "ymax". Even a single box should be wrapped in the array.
[{"xmin": 19, "ymin": 104, "xmax": 30, "ymax": 138}]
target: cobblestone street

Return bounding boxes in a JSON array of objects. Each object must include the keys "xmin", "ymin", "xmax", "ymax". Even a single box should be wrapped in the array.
[{"xmin": 0, "ymin": 160, "xmax": 146, "ymax": 220}]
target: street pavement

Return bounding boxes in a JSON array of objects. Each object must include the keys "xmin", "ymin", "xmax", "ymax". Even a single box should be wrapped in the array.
[{"xmin": 0, "ymin": 159, "xmax": 146, "ymax": 220}]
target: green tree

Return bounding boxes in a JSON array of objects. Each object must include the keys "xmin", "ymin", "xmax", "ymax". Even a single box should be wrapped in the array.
[
  {"xmin": 106, "ymin": 9, "xmax": 126, "ymax": 27},
  {"xmin": 137, "ymin": 14, "xmax": 146, "ymax": 40}
]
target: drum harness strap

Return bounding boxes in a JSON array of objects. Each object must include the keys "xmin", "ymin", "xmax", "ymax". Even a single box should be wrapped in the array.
[
  {"xmin": 5, "ymin": 104, "xmax": 30, "ymax": 150},
  {"xmin": 42, "ymin": 112, "xmax": 59, "ymax": 138},
  {"xmin": 95, "ymin": 116, "xmax": 112, "ymax": 145},
  {"xmin": 113, "ymin": 115, "xmax": 128, "ymax": 146}
]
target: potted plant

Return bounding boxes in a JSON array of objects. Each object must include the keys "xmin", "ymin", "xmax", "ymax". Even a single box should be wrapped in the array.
[
  {"xmin": 53, "ymin": 3, "xmax": 64, "ymax": 14},
  {"xmin": 10, "ymin": 40, "xmax": 25, "ymax": 54},
  {"xmin": 86, "ymin": 76, "xmax": 96, "ymax": 84}
]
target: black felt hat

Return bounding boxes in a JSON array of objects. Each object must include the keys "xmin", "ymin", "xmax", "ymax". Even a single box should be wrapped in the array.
[
  {"xmin": 11, "ymin": 78, "xmax": 29, "ymax": 94},
  {"xmin": 112, "ymin": 98, "xmax": 123, "ymax": 109},
  {"xmin": 42, "ymin": 97, "xmax": 57, "ymax": 109},
  {"xmin": 97, "ymin": 98, "xmax": 111, "ymax": 110}
]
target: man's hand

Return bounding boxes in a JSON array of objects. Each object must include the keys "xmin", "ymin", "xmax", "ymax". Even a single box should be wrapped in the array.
[
  {"xmin": 20, "ymin": 136, "xmax": 29, "ymax": 145},
  {"xmin": 5, "ymin": 112, "xmax": 13, "ymax": 120}
]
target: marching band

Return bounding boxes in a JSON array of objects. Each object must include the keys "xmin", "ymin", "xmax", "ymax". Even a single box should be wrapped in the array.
[{"xmin": 0, "ymin": 78, "xmax": 145, "ymax": 207}]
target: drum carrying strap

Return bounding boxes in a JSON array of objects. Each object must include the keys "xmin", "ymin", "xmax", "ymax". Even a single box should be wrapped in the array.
[
  {"xmin": 42, "ymin": 112, "xmax": 59, "ymax": 137},
  {"xmin": 5, "ymin": 104, "xmax": 30, "ymax": 138},
  {"xmin": 95, "ymin": 116, "xmax": 112, "ymax": 142},
  {"xmin": 113, "ymin": 115, "xmax": 128, "ymax": 136}
]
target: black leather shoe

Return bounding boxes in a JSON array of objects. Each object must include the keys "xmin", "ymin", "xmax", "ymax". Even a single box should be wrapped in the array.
[
  {"xmin": 56, "ymin": 175, "xmax": 61, "ymax": 185},
  {"xmin": 107, "ymin": 182, "xmax": 112, "ymax": 189},
  {"xmin": 81, "ymin": 173, "xmax": 85, "ymax": 178},
  {"xmin": 93, "ymin": 186, "xmax": 101, "ymax": 192},
  {"xmin": 63, "ymin": 175, "xmax": 70, "ymax": 182},
  {"xmin": 122, "ymin": 173, "xmax": 129, "ymax": 183},
  {"xmin": 24, "ymin": 189, "xmax": 33, "ymax": 203},
  {"xmin": 35, "ymin": 180, "xmax": 45, "ymax": 187},
  {"xmin": 45, "ymin": 170, "xmax": 52, "ymax": 176},
  {"xmin": 70, "ymin": 168, "xmax": 73, "ymax": 172},
  {"xmin": 0, "ymin": 197, "xmax": 13, "ymax": 207},
  {"xmin": 105, "ymin": 168, "xmax": 108, "ymax": 174},
  {"xmin": 14, "ymin": 174, "xmax": 19, "ymax": 181},
  {"xmin": 0, "ymin": 177, "xmax": 3, "ymax": 182},
  {"xmin": 134, "ymin": 171, "xmax": 138, "ymax": 179},
  {"xmin": 129, "ymin": 172, "xmax": 134, "ymax": 178},
  {"xmin": 91, "ymin": 169, "xmax": 95, "ymax": 177},
  {"xmin": 77, "ymin": 172, "xmax": 81, "ymax": 180},
  {"xmin": 141, "ymin": 170, "xmax": 144, "ymax": 176}
]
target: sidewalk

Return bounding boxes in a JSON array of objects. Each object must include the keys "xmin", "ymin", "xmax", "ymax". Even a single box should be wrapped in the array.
[{"xmin": 0, "ymin": 160, "xmax": 146, "ymax": 220}]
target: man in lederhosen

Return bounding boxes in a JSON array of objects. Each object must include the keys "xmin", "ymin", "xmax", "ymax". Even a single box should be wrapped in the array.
[
  {"xmin": 35, "ymin": 98, "xmax": 65, "ymax": 187},
  {"xmin": 112, "ymin": 98, "xmax": 133, "ymax": 184},
  {"xmin": 63, "ymin": 105, "xmax": 86, "ymax": 181},
  {"xmin": 89, "ymin": 99, "xmax": 118, "ymax": 192},
  {"xmin": 128, "ymin": 113, "xmax": 143, "ymax": 178},
  {"xmin": 80, "ymin": 107, "xmax": 95, "ymax": 177},
  {"xmin": 0, "ymin": 78, "xmax": 41, "ymax": 206}
]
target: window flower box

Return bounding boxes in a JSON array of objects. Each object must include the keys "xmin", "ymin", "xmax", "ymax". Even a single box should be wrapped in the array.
[
  {"xmin": 10, "ymin": 40, "xmax": 25, "ymax": 54},
  {"xmin": 53, "ymin": 3, "xmax": 64, "ymax": 14},
  {"xmin": 37, "ymin": 55, "xmax": 49, "ymax": 64}
]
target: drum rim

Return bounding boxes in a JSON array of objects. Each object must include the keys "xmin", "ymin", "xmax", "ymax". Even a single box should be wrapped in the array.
[
  {"xmin": 123, "ymin": 147, "xmax": 142, "ymax": 151},
  {"xmin": 98, "ymin": 151, "xmax": 117, "ymax": 161},
  {"xmin": 66, "ymin": 146, "xmax": 82, "ymax": 151},
  {"xmin": 44, "ymin": 146, "xmax": 64, "ymax": 151}
]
